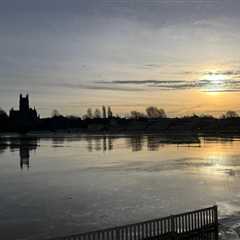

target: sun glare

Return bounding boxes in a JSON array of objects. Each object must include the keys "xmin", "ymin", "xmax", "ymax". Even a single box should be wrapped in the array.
[
  {"xmin": 202, "ymin": 73, "xmax": 226, "ymax": 83},
  {"xmin": 199, "ymin": 71, "xmax": 228, "ymax": 94}
]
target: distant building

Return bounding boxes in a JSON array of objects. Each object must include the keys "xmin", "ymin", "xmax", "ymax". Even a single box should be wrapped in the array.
[{"xmin": 9, "ymin": 94, "xmax": 39, "ymax": 124}]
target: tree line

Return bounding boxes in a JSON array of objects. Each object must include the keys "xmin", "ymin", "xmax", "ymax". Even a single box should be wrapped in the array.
[{"xmin": 1, "ymin": 106, "xmax": 240, "ymax": 121}]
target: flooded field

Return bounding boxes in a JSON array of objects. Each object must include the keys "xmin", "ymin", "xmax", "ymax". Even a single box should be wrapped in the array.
[{"xmin": 1, "ymin": 134, "xmax": 240, "ymax": 239}]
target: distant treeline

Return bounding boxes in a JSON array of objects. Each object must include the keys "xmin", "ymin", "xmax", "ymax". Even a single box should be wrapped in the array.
[{"xmin": 1, "ymin": 106, "xmax": 240, "ymax": 134}]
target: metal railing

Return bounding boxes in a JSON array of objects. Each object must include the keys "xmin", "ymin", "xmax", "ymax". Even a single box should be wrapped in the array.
[{"xmin": 49, "ymin": 205, "xmax": 218, "ymax": 240}]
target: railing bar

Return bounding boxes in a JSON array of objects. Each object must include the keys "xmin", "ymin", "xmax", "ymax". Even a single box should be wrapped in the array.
[
  {"xmin": 139, "ymin": 223, "xmax": 141, "ymax": 240},
  {"xmin": 164, "ymin": 219, "xmax": 167, "ymax": 234},
  {"xmin": 147, "ymin": 222, "xmax": 150, "ymax": 238},
  {"xmin": 131, "ymin": 226, "xmax": 135, "ymax": 240},
  {"xmin": 205, "ymin": 209, "xmax": 208, "ymax": 226},
  {"xmin": 195, "ymin": 212, "xmax": 197, "ymax": 231},
  {"xmin": 179, "ymin": 216, "xmax": 181, "ymax": 233},
  {"xmin": 192, "ymin": 212, "xmax": 194, "ymax": 230},
  {"xmin": 136, "ymin": 224, "xmax": 139, "ymax": 240},
  {"xmin": 180, "ymin": 216, "xmax": 184, "ymax": 233},
  {"xmin": 142, "ymin": 223, "xmax": 145, "ymax": 239},
  {"xmin": 148, "ymin": 222, "xmax": 150, "ymax": 238},
  {"xmin": 209, "ymin": 209, "xmax": 211, "ymax": 224},
  {"xmin": 175, "ymin": 217, "xmax": 178, "ymax": 233},
  {"xmin": 191, "ymin": 212, "xmax": 193, "ymax": 231},
  {"xmin": 184, "ymin": 214, "xmax": 186, "ymax": 232},
  {"xmin": 203, "ymin": 211, "xmax": 206, "ymax": 227},
  {"xmin": 180, "ymin": 216, "xmax": 182, "ymax": 233},
  {"xmin": 206, "ymin": 209, "xmax": 208, "ymax": 226},
  {"xmin": 145, "ymin": 223, "xmax": 147, "ymax": 239},
  {"xmin": 150, "ymin": 222, "xmax": 154, "ymax": 237},
  {"xmin": 197, "ymin": 211, "xmax": 199, "ymax": 230},
  {"xmin": 203, "ymin": 210, "xmax": 205, "ymax": 228},
  {"xmin": 190, "ymin": 213, "xmax": 192, "ymax": 231},
  {"xmin": 201, "ymin": 210, "xmax": 203, "ymax": 228},
  {"xmin": 202, "ymin": 210, "xmax": 205, "ymax": 228},
  {"xmin": 185, "ymin": 214, "xmax": 187, "ymax": 232},
  {"xmin": 189, "ymin": 213, "xmax": 191, "ymax": 231},
  {"xmin": 210, "ymin": 208, "xmax": 212, "ymax": 224}
]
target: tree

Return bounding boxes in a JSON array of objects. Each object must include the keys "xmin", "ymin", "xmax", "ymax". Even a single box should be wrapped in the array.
[
  {"xmin": 146, "ymin": 106, "xmax": 166, "ymax": 118},
  {"xmin": 66, "ymin": 115, "xmax": 80, "ymax": 120},
  {"xmin": 130, "ymin": 111, "xmax": 146, "ymax": 119},
  {"xmin": 102, "ymin": 106, "xmax": 106, "ymax": 119},
  {"xmin": 52, "ymin": 109, "xmax": 61, "ymax": 117},
  {"xmin": 86, "ymin": 108, "xmax": 93, "ymax": 119},
  {"xmin": 107, "ymin": 106, "xmax": 113, "ymax": 118},
  {"xmin": 0, "ymin": 108, "xmax": 8, "ymax": 120},
  {"xmin": 222, "ymin": 110, "xmax": 239, "ymax": 119},
  {"xmin": 94, "ymin": 108, "xmax": 101, "ymax": 118}
]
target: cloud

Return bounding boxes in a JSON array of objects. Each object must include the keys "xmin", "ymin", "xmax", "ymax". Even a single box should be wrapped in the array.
[
  {"xmin": 97, "ymin": 79, "xmax": 211, "ymax": 90},
  {"xmin": 206, "ymin": 70, "xmax": 240, "ymax": 76},
  {"xmin": 60, "ymin": 83, "xmax": 144, "ymax": 92},
  {"xmin": 96, "ymin": 79, "xmax": 240, "ymax": 92},
  {"xmin": 184, "ymin": 70, "xmax": 240, "ymax": 76},
  {"xmin": 203, "ymin": 89, "xmax": 240, "ymax": 93},
  {"xmin": 97, "ymin": 80, "xmax": 184, "ymax": 85}
]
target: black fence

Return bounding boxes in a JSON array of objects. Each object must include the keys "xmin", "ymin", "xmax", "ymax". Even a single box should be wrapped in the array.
[{"xmin": 49, "ymin": 205, "xmax": 218, "ymax": 240}]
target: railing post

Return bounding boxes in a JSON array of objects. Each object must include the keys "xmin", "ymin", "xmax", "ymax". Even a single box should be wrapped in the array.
[
  {"xmin": 170, "ymin": 215, "xmax": 177, "ymax": 240},
  {"xmin": 214, "ymin": 205, "xmax": 218, "ymax": 239},
  {"xmin": 171, "ymin": 215, "xmax": 175, "ymax": 233},
  {"xmin": 116, "ymin": 228, "xmax": 120, "ymax": 240}
]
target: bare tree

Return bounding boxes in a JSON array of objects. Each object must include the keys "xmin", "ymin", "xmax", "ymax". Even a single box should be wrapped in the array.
[
  {"xmin": 66, "ymin": 115, "xmax": 80, "ymax": 120},
  {"xmin": 86, "ymin": 108, "xmax": 93, "ymax": 119},
  {"xmin": 102, "ymin": 106, "xmax": 106, "ymax": 119},
  {"xmin": 0, "ymin": 108, "xmax": 8, "ymax": 120},
  {"xmin": 222, "ymin": 110, "xmax": 239, "ymax": 119},
  {"xmin": 130, "ymin": 111, "xmax": 146, "ymax": 119},
  {"xmin": 146, "ymin": 106, "xmax": 166, "ymax": 118},
  {"xmin": 107, "ymin": 106, "xmax": 113, "ymax": 118},
  {"xmin": 94, "ymin": 108, "xmax": 101, "ymax": 118},
  {"xmin": 52, "ymin": 109, "xmax": 61, "ymax": 117}
]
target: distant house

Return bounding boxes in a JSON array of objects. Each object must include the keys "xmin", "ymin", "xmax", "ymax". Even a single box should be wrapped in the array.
[{"xmin": 9, "ymin": 94, "xmax": 39, "ymax": 124}]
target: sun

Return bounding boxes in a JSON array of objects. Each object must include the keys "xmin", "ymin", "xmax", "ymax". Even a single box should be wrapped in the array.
[
  {"xmin": 199, "ymin": 71, "xmax": 228, "ymax": 94},
  {"xmin": 201, "ymin": 73, "xmax": 226, "ymax": 83}
]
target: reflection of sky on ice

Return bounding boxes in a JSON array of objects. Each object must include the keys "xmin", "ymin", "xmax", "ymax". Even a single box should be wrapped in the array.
[{"xmin": 1, "ymin": 134, "xmax": 240, "ymax": 239}]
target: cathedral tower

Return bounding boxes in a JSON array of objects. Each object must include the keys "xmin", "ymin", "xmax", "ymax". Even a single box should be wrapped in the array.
[{"xmin": 19, "ymin": 94, "xmax": 30, "ymax": 113}]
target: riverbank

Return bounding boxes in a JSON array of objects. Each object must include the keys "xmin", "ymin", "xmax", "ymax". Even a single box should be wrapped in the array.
[{"xmin": 2, "ymin": 115, "xmax": 240, "ymax": 135}]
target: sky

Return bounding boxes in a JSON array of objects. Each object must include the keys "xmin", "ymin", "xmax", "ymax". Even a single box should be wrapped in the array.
[{"xmin": 1, "ymin": 0, "xmax": 240, "ymax": 117}]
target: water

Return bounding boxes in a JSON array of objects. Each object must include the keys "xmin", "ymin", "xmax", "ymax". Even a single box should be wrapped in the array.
[{"xmin": 1, "ymin": 134, "xmax": 240, "ymax": 240}]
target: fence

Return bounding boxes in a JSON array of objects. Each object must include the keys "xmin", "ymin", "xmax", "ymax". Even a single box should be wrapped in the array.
[{"xmin": 49, "ymin": 205, "xmax": 218, "ymax": 240}]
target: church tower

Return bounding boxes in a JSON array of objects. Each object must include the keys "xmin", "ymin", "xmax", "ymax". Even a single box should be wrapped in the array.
[
  {"xmin": 19, "ymin": 94, "xmax": 30, "ymax": 113},
  {"xmin": 9, "ymin": 94, "xmax": 39, "ymax": 126}
]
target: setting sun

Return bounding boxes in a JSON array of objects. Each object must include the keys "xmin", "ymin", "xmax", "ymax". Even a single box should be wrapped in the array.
[{"xmin": 201, "ymin": 73, "xmax": 227, "ymax": 83}]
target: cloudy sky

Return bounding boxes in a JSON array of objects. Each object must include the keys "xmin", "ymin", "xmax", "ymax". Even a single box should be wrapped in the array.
[{"xmin": 1, "ymin": 0, "xmax": 240, "ymax": 117}]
